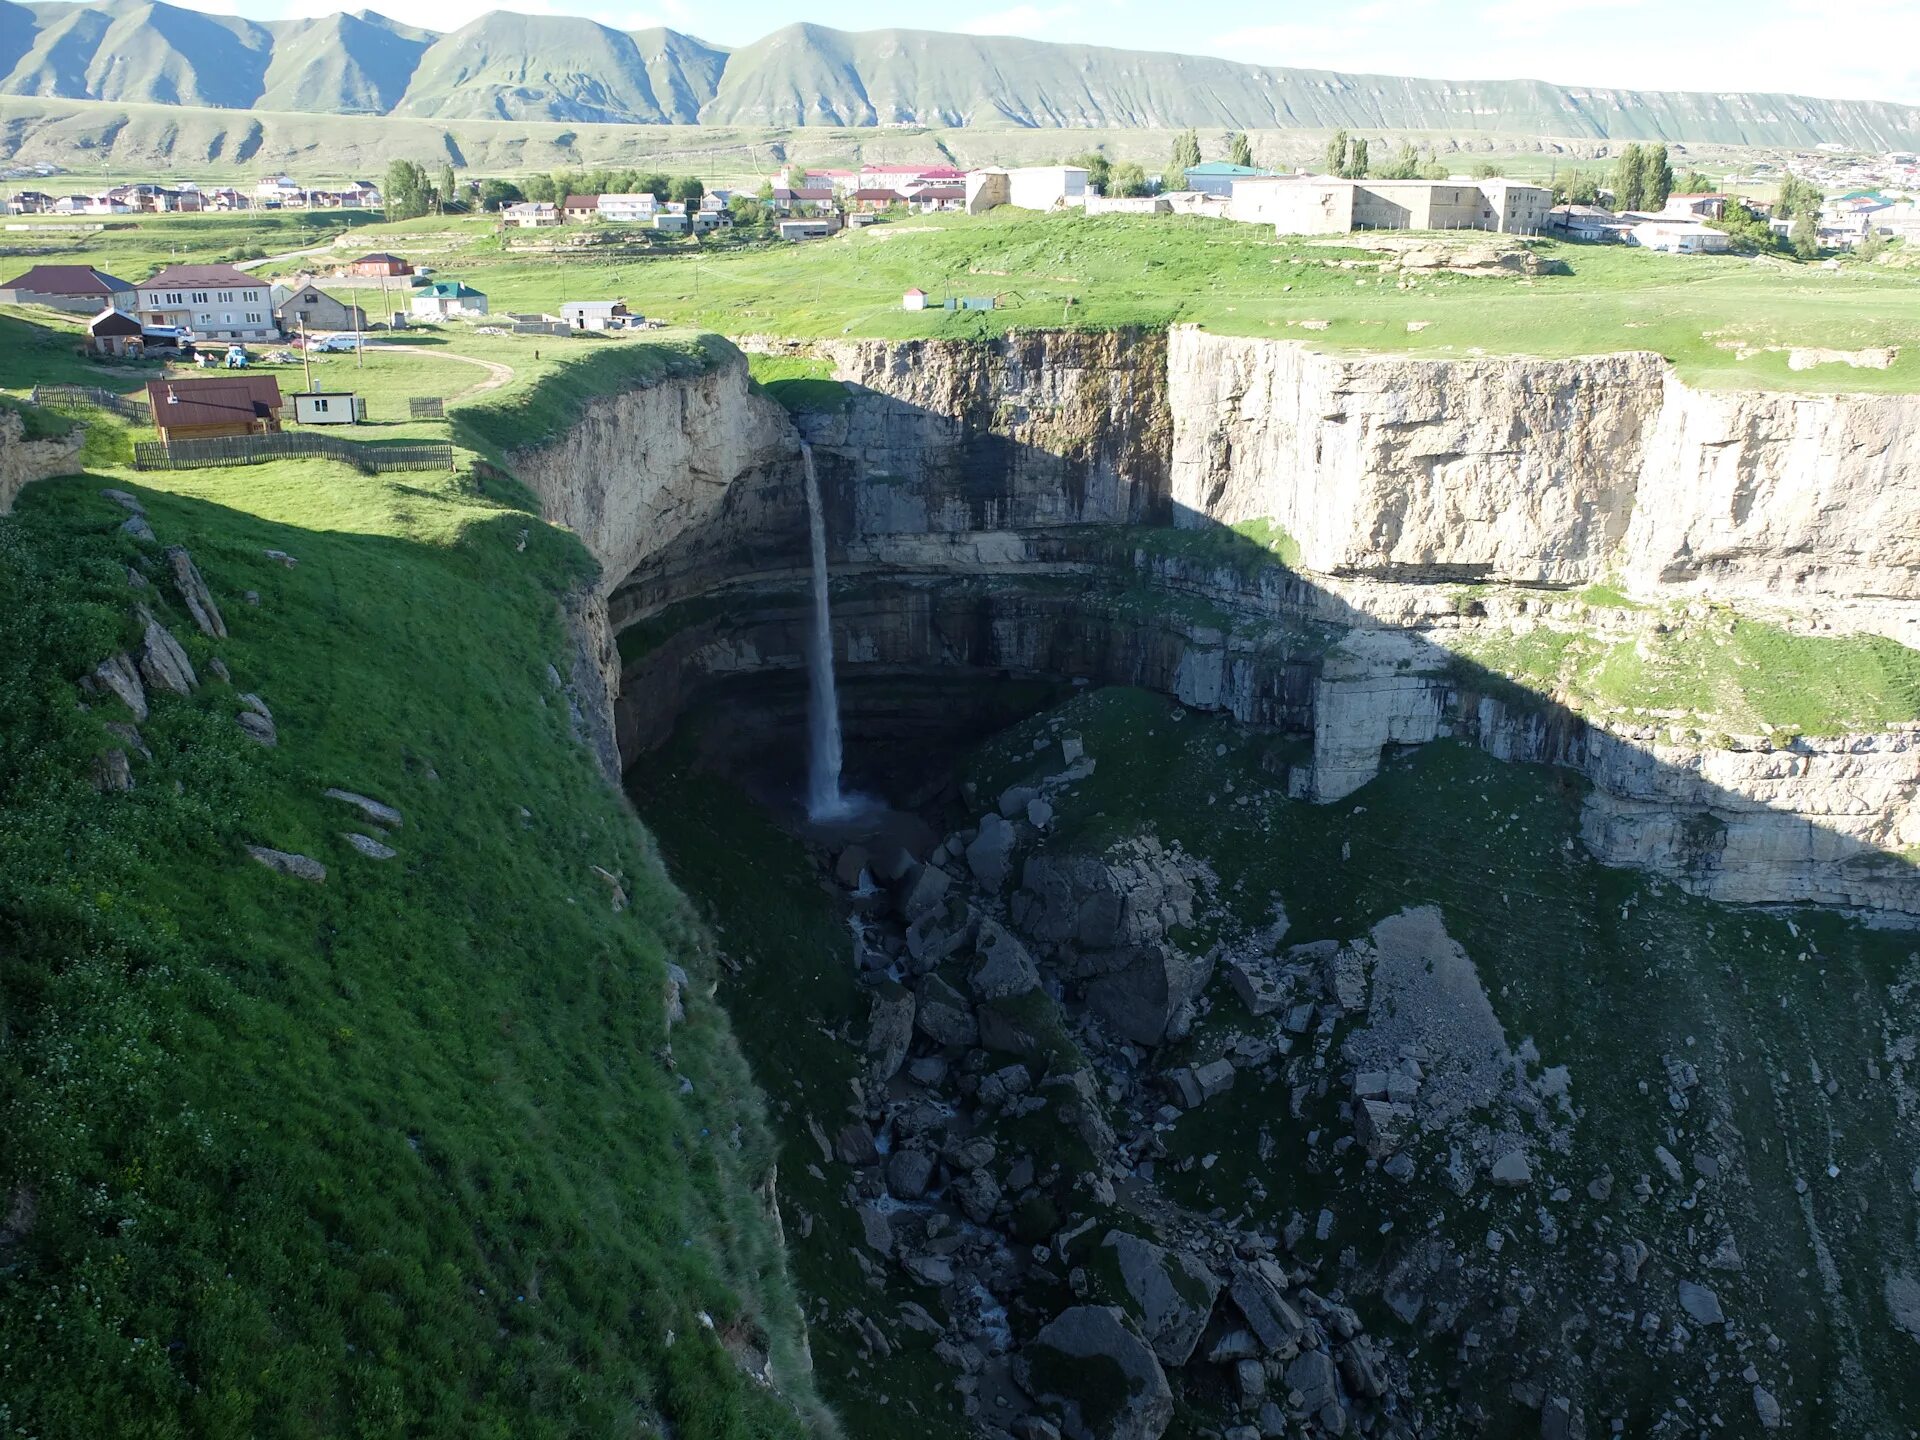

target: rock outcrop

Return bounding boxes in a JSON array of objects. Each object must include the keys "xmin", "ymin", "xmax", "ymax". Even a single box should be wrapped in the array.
[{"xmin": 0, "ymin": 407, "xmax": 84, "ymax": 516}]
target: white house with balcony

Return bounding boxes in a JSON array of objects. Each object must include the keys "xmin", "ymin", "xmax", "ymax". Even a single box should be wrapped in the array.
[{"xmin": 135, "ymin": 263, "xmax": 277, "ymax": 341}]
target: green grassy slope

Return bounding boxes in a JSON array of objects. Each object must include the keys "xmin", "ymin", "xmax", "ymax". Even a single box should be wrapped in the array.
[
  {"xmin": 419, "ymin": 210, "xmax": 1920, "ymax": 394},
  {"xmin": 0, "ymin": 377, "xmax": 823, "ymax": 1435}
]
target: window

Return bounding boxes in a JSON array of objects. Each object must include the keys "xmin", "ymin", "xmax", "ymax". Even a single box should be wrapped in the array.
[
  {"xmin": 192, "ymin": 292, "xmax": 208, "ymax": 304},
  {"xmin": 246, "ymin": 313, "xmax": 262, "ymax": 323},
  {"xmin": 312, "ymin": 397, "xmax": 329, "ymax": 412}
]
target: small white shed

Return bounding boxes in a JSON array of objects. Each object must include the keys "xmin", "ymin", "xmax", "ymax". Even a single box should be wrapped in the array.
[
  {"xmin": 903, "ymin": 287, "xmax": 928, "ymax": 311},
  {"xmin": 293, "ymin": 391, "xmax": 367, "ymax": 425}
]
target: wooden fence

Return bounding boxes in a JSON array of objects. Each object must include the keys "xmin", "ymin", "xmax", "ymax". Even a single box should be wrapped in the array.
[
  {"xmin": 408, "ymin": 396, "xmax": 445, "ymax": 419},
  {"xmin": 133, "ymin": 432, "xmax": 454, "ymax": 473},
  {"xmin": 31, "ymin": 384, "xmax": 149, "ymax": 422}
]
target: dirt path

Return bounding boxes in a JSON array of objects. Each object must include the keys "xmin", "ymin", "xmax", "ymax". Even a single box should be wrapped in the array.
[{"xmin": 372, "ymin": 344, "xmax": 515, "ymax": 402}]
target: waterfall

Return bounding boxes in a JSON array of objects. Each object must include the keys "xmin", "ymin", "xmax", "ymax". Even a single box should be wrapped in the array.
[{"xmin": 801, "ymin": 441, "xmax": 849, "ymax": 820}]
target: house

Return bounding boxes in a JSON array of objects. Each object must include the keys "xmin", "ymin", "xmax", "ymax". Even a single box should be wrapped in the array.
[
  {"xmin": 562, "ymin": 194, "xmax": 601, "ymax": 223},
  {"xmin": 964, "ymin": 166, "xmax": 1089, "ymax": 214},
  {"xmin": 347, "ymin": 252, "xmax": 412, "ymax": 277},
  {"xmin": 84, "ymin": 307, "xmax": 145, "ymax": 356},
  {"xmin": 903, "ymin": 288, "xmax": 929, "ymax": 311},
  {"xmin": 206, "ymin": 187, "xmax": 249, "ymax": 211},
  {"xmin": 692, "ymin": 194, "xmax": 732, "ymax": 232},
  {"xmin": 1629, "ymin": 221, "xmax": 1731, "ymax": 254},
  {"xmin": 598, "ymin": 193, "xmax": 659, "ymax": 224},
  {"xmin": 0, "ymin": 264, "xmax": 136, "ymax": 313},
  {"xmin": 292, "ymin": 392, "xmax": 366, "ymax": 425},
  {"xmin": 339, "ymin": 180, "xmax": 381, "ymax": 207},
  {"xmin": 502, "ymin": 202, "xmax": 559, "ymax": 228},
  {"xmin": 910, "ymin": 185, "xmax": 966, "ymax": 212},
  {"xmin": 409, "ymin": 281, "xmax": 489, "ymax": 319},
  {"xmin": 1549, "ymin": 204, "xmax": 1632, "ymax": 242},
  {"xmin": 1663, "ymin": 194, "xmax": 1731, "ymax": 221},
  {"xmin": 135, "ymin": 264, "xmax": 276, "ymax": 341},
  {"xmin": 560, "ymin": 300, "xmax": 632, "ymax": 331},
  {"xmin": 654, "ymin": 203, "xmax": 690, "ymax": 235},
  {"xmin": 777, "ymin": 216, "xmax": 842, "ymax": 241},
  {"xmin": 772, "ymin": 187, "xmax": 836, "ymax": 216},
  {"xmin": 856, "ymin": 163, "xmax": 967, "ymax": 194},
  {"xmin": 145, "ymin": 375, "xmax": 284, "ymax": 444},
  {"xmin": 6, "ymin": 191, "xmax": 53, "ymax": 214},
  {"xmin": 1184, "ymin": 162, "xmax": 1273, "ymax": 196},
  {"xmin": 848, "ymin": 187, "xmax": 908, "ymax": 211},
  {"xmin": 272, "ymin": 284, "xmax": 368, "ymax": 336},
  {"xmin": 254, "ymin": 176, "xmax": 303, "ymax": 207}
]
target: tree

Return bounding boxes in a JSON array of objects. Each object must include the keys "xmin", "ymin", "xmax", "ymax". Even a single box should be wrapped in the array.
[
  {"xmin": 1470, "ymin": 161, "xmax": 1499, "ymax": 179},
  {"xmin": 1643, "ymin": 143, "xmax": 1674, "ymax": 209},
  {"xmin": 1555, "ymin": 169, "xmax": 1600, "ymax": 205},
  {"xmin": 1610, "ymin": 143, "xmax": 1647, "ymax": 212},
  {"xmin": 1789, "ymin": 209, "xmax": 1820, "ymax": 260},
  {"xmin": 521, "ymin": 174, "xmax": 556, "ymax": 204},
  {"xmin": 729, "ymin": 194, "xmax": 767, "ymax": 228},
  {"xmin": 437, "ymin": 162, "xmax": 458, "ymax": 213},
  {"xmin": 1707, "ymin": 200, "xmax": 1777, "ymax": 254},
  {"xmin": 477, "ymin": 178, "xmax": 523, "ymax": 212},
  {"xmin": 1228, "ymin": 132, "xmax": 1254, "ymax": 169},
  {"xmin": 671, "ymin": 176, "xmax": 705, "ymax": 206},
  {"xmin": 1069, "ymin": 152, "xmax": 1112, "ymax": 194},
  {"xmin": 1170, "ymin": 129, "xmax": 1201, "ymax": 178},
  {"xmin": 383, "ymin": 159, "xmax": 431, "ymax": 220},
  {"xmin": 640, "ymin": 172, "xmax": 672, "ymax": 202},
  {"xmin": 1855, "ymin": 227, "xmax": 1885, "ymax": 262},
  {"xmin": 1108, "ymin": 162, "xmax": 1150, "ymax": 198},
  {"xmin": 1679, "ymin": 170, "xmax": 1716, "ymax": 194},
  {"xmin": 1379, "ymin": 143, "xmax": 1422, "ymax": 180},
  {"xmin": 1324, "ymin": 129, "xmax": 1349, "ymax": 177},
  {"xmin": 1346, "ymin": 137, "xmax": 1370, "ymax": 179},
  {"xmin": 1775, "ymin": 174, "xmax": 1823, "ymax": 219}
]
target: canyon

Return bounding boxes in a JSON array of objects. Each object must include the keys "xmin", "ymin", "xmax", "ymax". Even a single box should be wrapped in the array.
[{"xmin": 512, "ymin": 326, "xmax": 1920, "ymax": 920}]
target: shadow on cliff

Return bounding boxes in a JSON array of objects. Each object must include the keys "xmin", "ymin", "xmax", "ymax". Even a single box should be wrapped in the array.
[{"xmin": 606, "ymin": 378, "xmax": 1920, "ymax": 920}]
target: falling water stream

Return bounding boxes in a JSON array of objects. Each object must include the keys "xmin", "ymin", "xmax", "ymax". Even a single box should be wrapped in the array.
[{"xmin": 801, "ymin": 442, "xmax": 851, "ymax": 821}]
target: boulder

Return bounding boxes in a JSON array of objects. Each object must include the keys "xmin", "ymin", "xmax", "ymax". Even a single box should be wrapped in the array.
[
  {"xmin": 834, "ymin": 844, "xmax": 871, "ymax": 889},
  {"xmin": 885, "ymin": 1148, "xmax": 935, "ymax": 1201},
  {"xmin": 1284, "ymin": 1349, "xmax": 1338, "ymax": 1412},
  {"xmin": 164, "ymin": 546, "xmax": 226, "ymax": 639},
  {"xmin": 1753, "ymin": 1386, "xmax": 1782, "ymax": 1430},
  {"xmin": 100, "ymin": 488, "xmax": 144, "ymax": 514},
  {"xmin": 998, "ymin": 784, "xmax": 1040, "ymax": 819},
  {"xmin": 976, "ymin": 1063, "xmax": 1032, "ymax": 1108},
  {"xmin": 970, "ymin": 919, "xmax": 1041, "ymax": 1000},
  {"xmin": 88, "ymin": 653, "xmax": 148, "ymax": 722},
  {"xmin": 951, "ymin": 1167, "xmax": 1001, "ymax": 1224},
  {"xmin": 1228, "ymin": 1265, "xmax": 1306, "ymax": 1357},
  {"xmin": 1354, "ymin": 1099, "xmax": 1415, "ymax": 1158},
  {"xmin": 1321, "ymin": 943, "xmax": 1369, "ymax": 1012},
  {"xmin": 1223, "ymin": 953, "xmax": 1290, "ymax": 1016},
  {"xmin": 965, "ymin": 812, "xmax": 1017, "ymax": 890},
  {"xmin": 93, "ymin": 748, "xmax": 133, "ymax": 792},
  {"xmin": 1490, "ymin": 1150, "xmax": 1533, "ymax": 1188},
  {"xmin": 1677, "ymin": 1280, "xmax": 1725, "ymax": 1326},
  {"xmin": 135, "ymin": 609, "xmax": 197, "ymax": 697},
  {"xmin": 865, "ymin": 984, "xmax": 916, "ymax": 1087},
  {"xmin": 246, "ymin": 845, "xmax": 325, "ymax": 883},
  {"xmin": 341, "ymin": 832, "xmax": 397, "ymax": 860},
  {"xmin": 236, "ymin": 710, "xmax": 277, "ymax": 746},
  {"xmin": 120, "ymin": 514, "xmax": 156, "ymax": 544},
  {"xmin": 1102, "ymin": 1230, "xmax": 1220, "ymax": 1366},
  {"xmin": 323, "ymin": 788, "xmax": 404, "ymax": 827},
  {"xmin": 1086, "ymin": 945, "xmax": 1213, "ymax": 1048},
  {"xmin": 1026, "ymin": 798, "xmax": 1053, "ymax": 827},
  {"xmin": 1193, "ymin": 1058, "xmax": 1235, "ymax": 1100},
  {"xmin": 1015, "ymin": 1306, "xmax": 1173, "ymax": 1440},
  {"xmin": 914, "ymin": 974, "xmax": 978, "ymax": 1047},
  {"xmin": 896, "ymin": 861, "xmax": 951, "ymax": 923},
  {"xmin": 905, "ymin": 900, "xmax": 972, "ymax": 968},
  {"xmin": 833, "ymin": 1123, "xmax": 879, "ymax": 1167}
]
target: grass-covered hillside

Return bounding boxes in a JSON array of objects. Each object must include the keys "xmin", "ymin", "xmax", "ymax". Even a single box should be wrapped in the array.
[
  {"xmin": 312, "ymin": 211, "xmax": 1920, "ymax": 393},
  {"xmin": 0, "ymin": 348, "xmax": 823, "ymax": 1437}
]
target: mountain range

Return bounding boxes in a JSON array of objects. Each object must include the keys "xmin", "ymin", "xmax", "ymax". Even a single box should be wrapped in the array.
[{"xmin": 4, "ymin": 0, "xmax": 1920, "ymax": 149}]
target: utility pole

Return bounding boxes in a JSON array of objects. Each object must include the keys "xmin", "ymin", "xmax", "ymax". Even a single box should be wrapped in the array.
[
  {"xmin": 353, "ymin": 291, "xmax": 363, "ymax": 370},
  {"xmin": 299, "ymin": 315, "xmax": 313, "ymax": 394}
]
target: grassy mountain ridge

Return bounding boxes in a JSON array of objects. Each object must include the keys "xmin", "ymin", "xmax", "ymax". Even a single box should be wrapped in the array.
[{"xmin": 5, "ymin": 0, "xmax": 1920, "ymax": 148}]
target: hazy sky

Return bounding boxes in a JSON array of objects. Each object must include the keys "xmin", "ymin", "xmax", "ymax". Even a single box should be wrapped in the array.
[{"xmin": 167, "ymin": 0, "xmax": 1920, "ymax": 106}]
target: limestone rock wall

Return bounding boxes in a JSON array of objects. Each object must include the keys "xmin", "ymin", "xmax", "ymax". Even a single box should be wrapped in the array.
[
  {"xmin": 509, "ymin": 350, "xmax": 799, "ymax": 603},
  {"xmin": 1165, "ymin": 328, "xmax": 1920, "ymax": 602},
  {"xmin": 0, "ymin": 408, "xmax": 84, "ymax": 515}
]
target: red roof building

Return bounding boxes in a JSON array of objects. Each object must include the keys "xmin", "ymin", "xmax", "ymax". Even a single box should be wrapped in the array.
[
  {"xmin": 0, "ymin": 264, "xmax": 136, "ymax": 313},
  {"xmin": 145, "ymin": 375, "xmax": 285, "ymax": 443}
]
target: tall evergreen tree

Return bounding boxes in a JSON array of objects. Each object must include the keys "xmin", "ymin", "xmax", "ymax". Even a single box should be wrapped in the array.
[
  {"xmin": 1324, "ymin": 129, "xmax": 1350, "ymax": 177},
  {"xmin": 436, "ymin": 162, "xmax": 457, "ymax": 213},
  {"xmin": 1170, "ymin": 128, "xmax": 1201, "ymax": 178},
  {"xmin": 1381, "ymin": 143, "xmax": 1421, "ymax": 180},
  {"xmin": 1347, "ymin": 137, "xmax": 1370, "ymax": 179},
  {"xmin": 1789, "ymin": 210, "xmax": 1820, "ymax": 260},
  {"xmin": 1228, "ymin": 132, "xmax": 1254, "ymax": 168},
  {"xmin": 382, "ymin": 159, "xmax": 431, "ymax": 220},
  {"xmin": 1611, "ymin": 143, "xmax": 1646, "ymax": 211}
]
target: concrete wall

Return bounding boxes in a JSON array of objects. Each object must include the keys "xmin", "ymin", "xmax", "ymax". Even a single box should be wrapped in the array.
[
  {"xmin": 1085, "ymin": 195, "xmax": 1169, "ymax": 216},
  {"xmin": 1353, "ymin": 181, "xmax": 1490, "ymax": 231},
  {"xmin": 1229, "ymin": 179, "xmax": 1353, "ymax": 232}
]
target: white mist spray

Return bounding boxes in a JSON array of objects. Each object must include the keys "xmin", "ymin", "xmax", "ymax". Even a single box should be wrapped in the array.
[{"xmin": 800, "ymin": 441, "xmax": 849, "ymax": 820}]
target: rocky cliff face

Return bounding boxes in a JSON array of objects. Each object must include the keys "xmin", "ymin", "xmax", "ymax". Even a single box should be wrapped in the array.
[
  {"xmin": 0, "ymin": 408, "xmax": 84, "ymax": 515},
  {"xmin": 529, "ymin": 332, "xmax": 1920, "ymax": 918},
  {"xmin": 1166, "ymin": 327, "xmax": 1920, "ymax": 603}
]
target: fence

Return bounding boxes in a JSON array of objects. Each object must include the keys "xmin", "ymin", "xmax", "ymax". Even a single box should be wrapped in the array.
[
  {"xmin": 31, "ymin": 384, "xmax": 149, "ymax": 422},
  {"xmin": 408, "ymin": 396, "xmax": 444, "ymax": 419},
  {"xmin": 133, "ymin": 431, "xmax": 454, "ymax": 473}
]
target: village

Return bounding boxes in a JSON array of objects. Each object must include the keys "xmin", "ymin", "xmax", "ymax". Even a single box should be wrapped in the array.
[{"xmin": 10, "ymin": 148, "xmax": 1920, "ymax": 255}]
